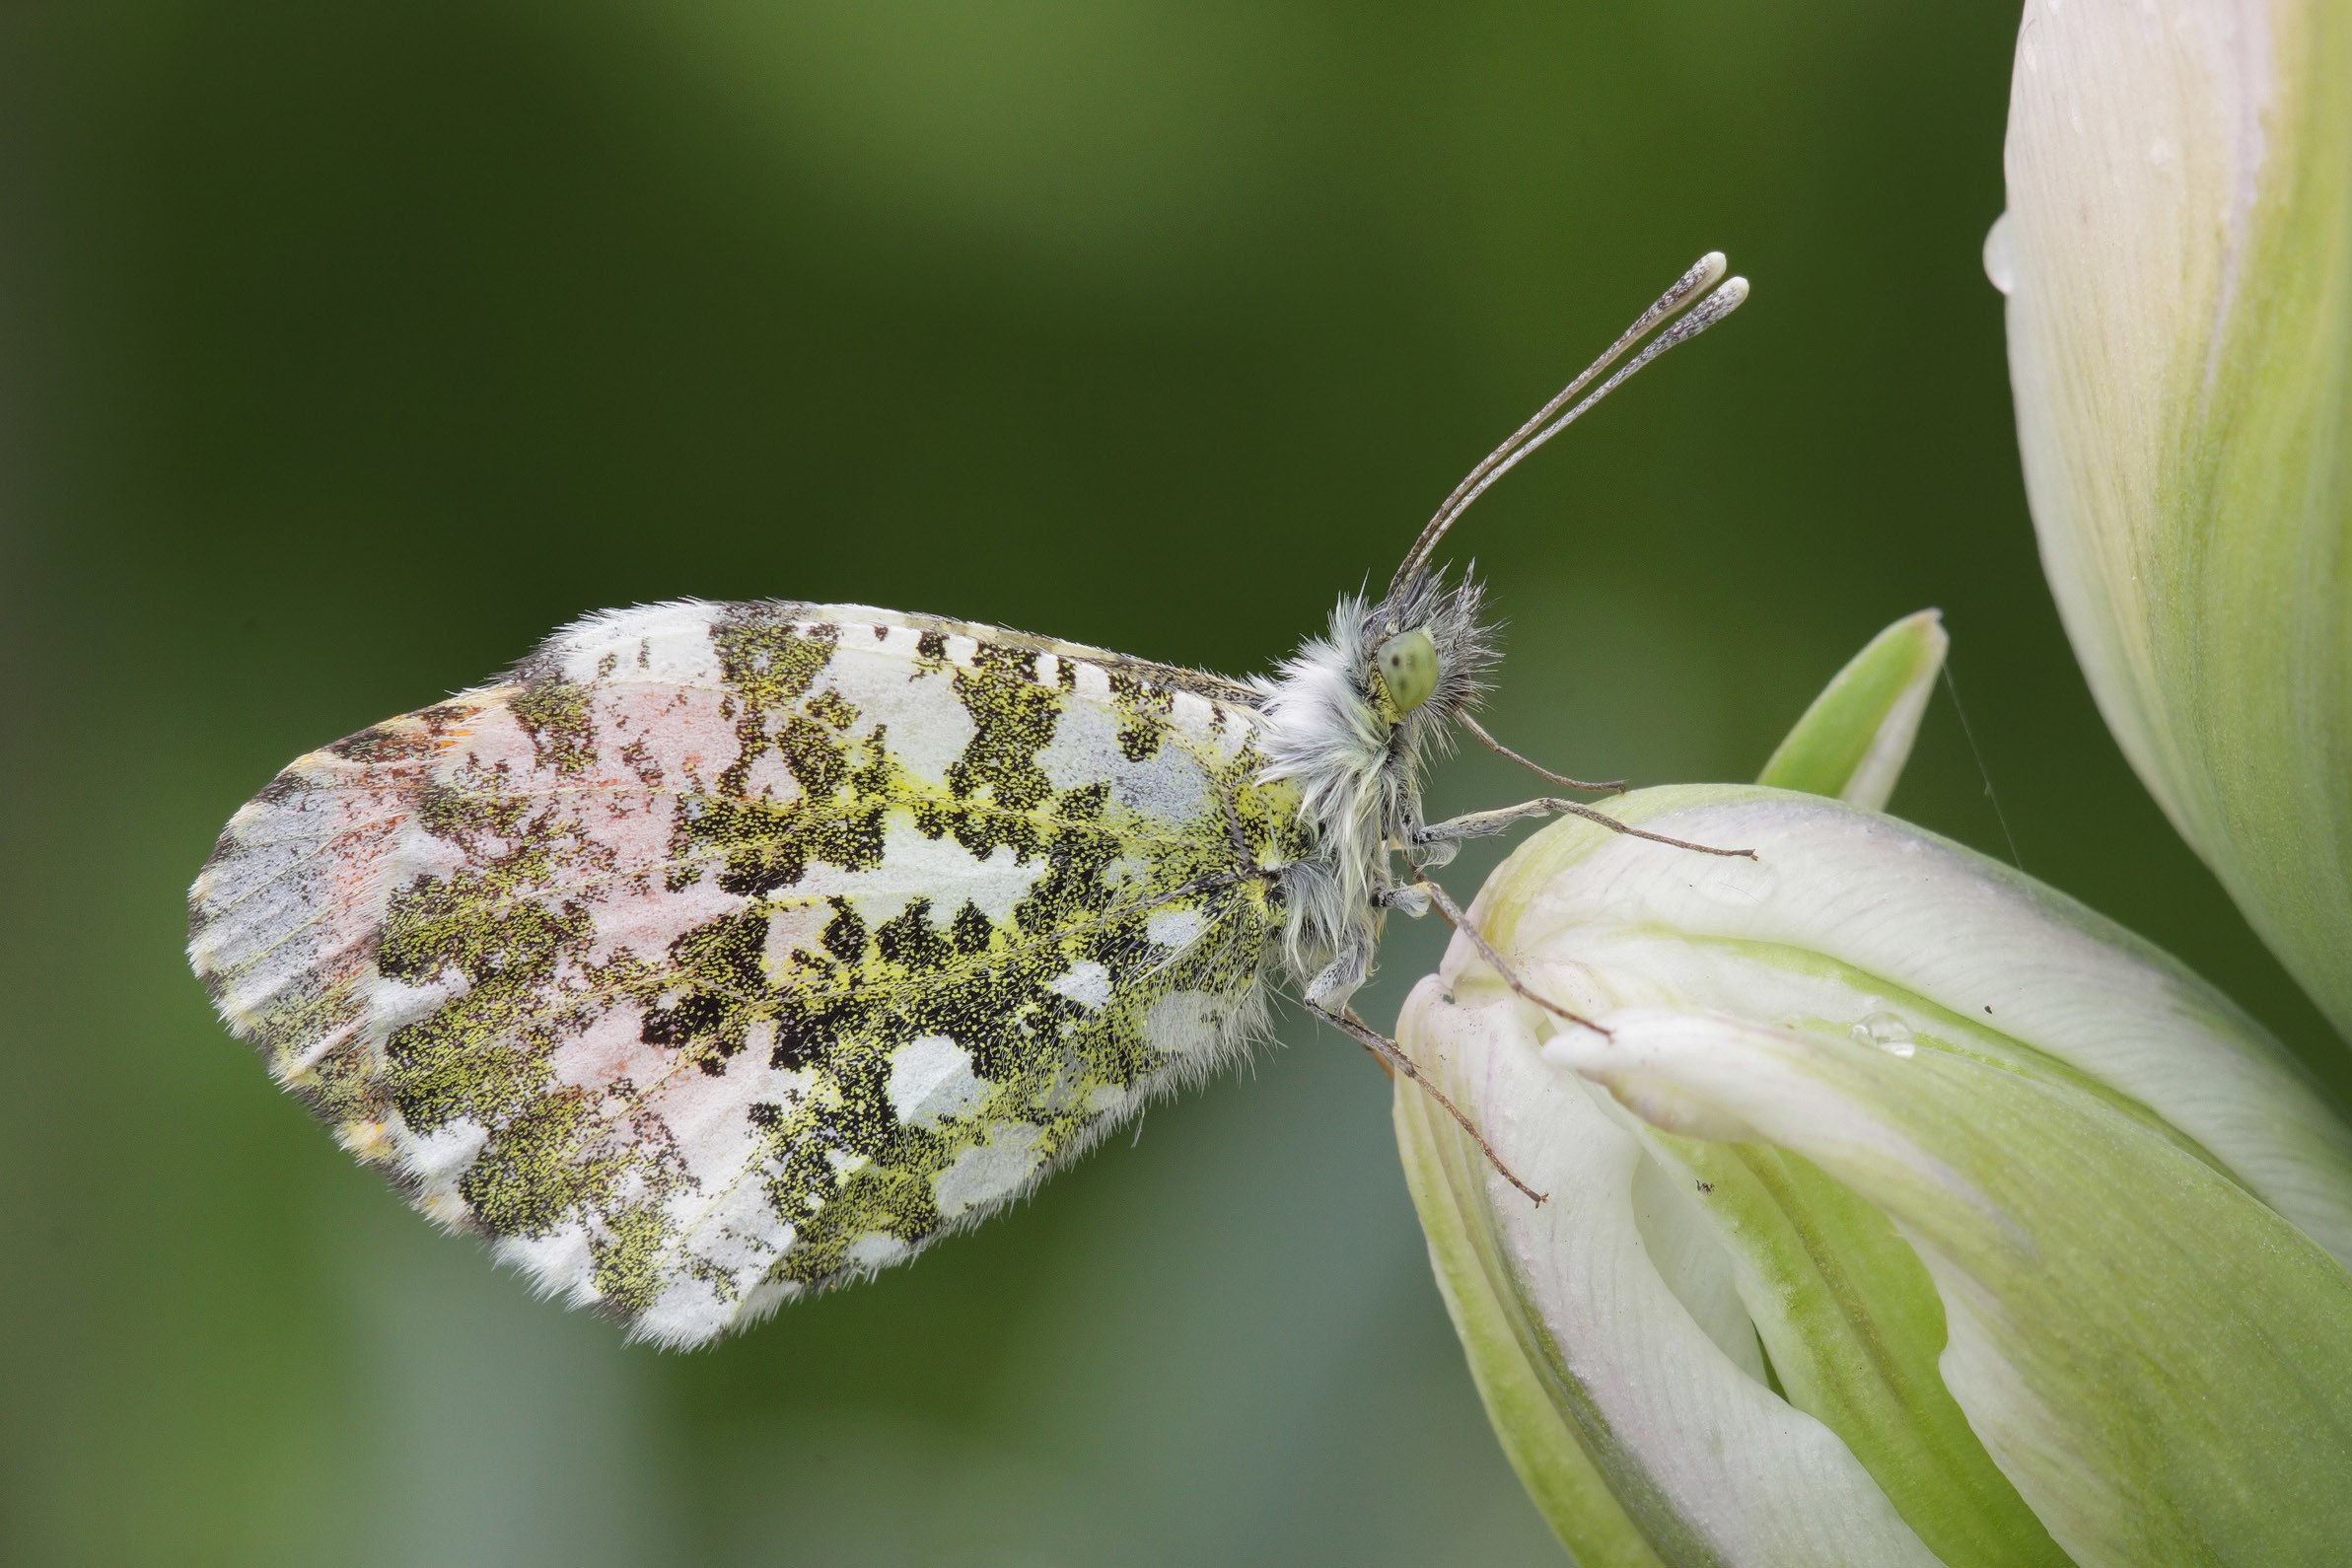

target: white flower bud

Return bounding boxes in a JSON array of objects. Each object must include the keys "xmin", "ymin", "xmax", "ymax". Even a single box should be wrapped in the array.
[{"xmin": 1398, "ymin": 787, "xmax": 2352, "ymax": 1565}]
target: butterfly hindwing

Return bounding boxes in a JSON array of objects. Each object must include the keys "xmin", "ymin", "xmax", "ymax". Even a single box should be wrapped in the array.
[{"xmin": 189, "ymin": 601, "xmax": 1308, "ymax": 1346}]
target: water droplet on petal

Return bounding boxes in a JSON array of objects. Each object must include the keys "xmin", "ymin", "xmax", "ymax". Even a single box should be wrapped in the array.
[
  {"xmin": 1851, "ymin": 1011, "xmax": 1916, "ymax": 1057},
  {"xmin": 1983, "ymin": 211, "xmax": 2017, "ymax": 296}
]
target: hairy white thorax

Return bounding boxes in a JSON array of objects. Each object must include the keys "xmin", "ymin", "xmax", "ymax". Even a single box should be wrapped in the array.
[{"xmin": 1251, "ymin": 572, "xmax": 1494, "ymax": 1007}]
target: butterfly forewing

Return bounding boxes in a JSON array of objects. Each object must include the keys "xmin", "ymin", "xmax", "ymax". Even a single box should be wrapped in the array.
[{"xmin": 189, "ymin": 602, "xmax": 1304, "ymax": 1346}]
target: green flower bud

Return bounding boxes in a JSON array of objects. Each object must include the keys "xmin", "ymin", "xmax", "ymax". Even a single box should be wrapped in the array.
[{"xmin": 1395, "ymin": 615, "xmax": 2352, "ymax": 1564}]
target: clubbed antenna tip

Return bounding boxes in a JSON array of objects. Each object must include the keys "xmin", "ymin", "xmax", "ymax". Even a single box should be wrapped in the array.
[{"xmin": 1390, "ymin": 254, "xmax": 1749, "ymax": 598}]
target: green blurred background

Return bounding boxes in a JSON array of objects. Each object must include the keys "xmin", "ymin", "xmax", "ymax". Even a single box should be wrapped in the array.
[{"xmin": 4, "ymin": 4, "xmax": 2343, "ymax": 1565}]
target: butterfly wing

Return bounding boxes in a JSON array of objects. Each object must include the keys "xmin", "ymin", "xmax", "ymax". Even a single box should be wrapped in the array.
[{"xmin": 188, "ymin": 601, "xmax": 1306, "ymax": 1346}]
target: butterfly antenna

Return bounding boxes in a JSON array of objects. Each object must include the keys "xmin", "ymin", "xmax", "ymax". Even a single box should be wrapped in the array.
[{"xmin": 1390, "ymin": 253, "xmax": 1748, "ymax": 598}]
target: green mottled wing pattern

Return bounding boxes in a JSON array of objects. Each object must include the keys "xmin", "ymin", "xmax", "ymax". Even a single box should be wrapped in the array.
[{"xmin": 188, "ymin": 601, "xmax": 1308, "ymax": 1346}]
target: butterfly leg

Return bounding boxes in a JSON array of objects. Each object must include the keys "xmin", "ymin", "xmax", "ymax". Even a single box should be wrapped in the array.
[
  {"xmin": 1407, "ymin": 877, "xmax": 1610, "ymax": 1037},
  {"xmin": 1317, "ymin": 1000, "xmax": 1546, "ymax": 1206},
  {"xmin": 1458, "ymin": 711, "xmax": 1625, "ymax": 794},
  {"xmin": 1412, "ymin": 798, "xmax": 1755, "ymax": 859},
  {"xmin": 1302, "ymin": 935, "xmax": 1376, "ymax": 1014}
]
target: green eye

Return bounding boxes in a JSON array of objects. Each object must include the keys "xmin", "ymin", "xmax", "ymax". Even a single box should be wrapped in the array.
[{"xmin": 1374, "ymin": 628, "xmax": 1440, "ymax": 714}]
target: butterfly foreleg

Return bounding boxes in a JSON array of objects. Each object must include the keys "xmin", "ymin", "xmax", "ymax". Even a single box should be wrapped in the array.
[
  {"xmin": 1456, "ymin": 712, "xmax": 1625, "ymax": 794},
  {"xmin": 1314, "ymin": 998, "xmax": 1545, "ymax": 1206},
  {"xmin": 1410, "ymin": 799, "xmax": 1755, "ymax": 860},
  {"xmin": 1404, "ymin": 876, "xmax": 1608, "ymax": 1036},
  {"xmin": 1301, "ymin": 935, "xmax": 1376, "ymax": 1013}
]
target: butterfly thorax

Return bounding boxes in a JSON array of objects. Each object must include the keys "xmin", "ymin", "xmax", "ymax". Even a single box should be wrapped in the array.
[{"xmin": 1250, "ymin": 572, "xmax": 1495, "ymax": 1008}]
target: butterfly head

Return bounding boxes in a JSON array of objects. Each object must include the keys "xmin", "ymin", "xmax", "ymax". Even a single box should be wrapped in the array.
[{"xmin": 1364, "ymin": 567, "xmax": 1494, "ymax": 733}]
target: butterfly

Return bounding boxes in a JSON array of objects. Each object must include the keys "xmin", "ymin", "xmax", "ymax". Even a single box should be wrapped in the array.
[{"xmin": 187, "ymin": 254, "xmax": 1747, "ymax": 1347}]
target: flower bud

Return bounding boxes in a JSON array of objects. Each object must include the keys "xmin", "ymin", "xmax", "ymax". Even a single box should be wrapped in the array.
[{"xmin": 1395, "ymin": 614, "xmax": 2352, "ymax": 1563}]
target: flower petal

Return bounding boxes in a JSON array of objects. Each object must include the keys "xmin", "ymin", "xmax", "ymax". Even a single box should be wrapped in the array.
[
  {"xmin": 1475, "ymin": 787, "xmax": 2352, "ymax": 1265},
  {"xmin": 1393, "ymin": 982, "xmax": 1941, "ymax": 1566},
  {"xmin": 1609, "ymin": 1128, "xmax": 2068, "ymax": 1566},
  {"xmin": 1758, "ymin": 609, "xmax": 1948, "ymax": 811},
  {"xmin": 1548, "ymin": 1002, "xmax": 2352, "ymax": 1567},
  {"xmin": 1996, "ymin": 0, "xmax": 2352, "ymax": 1038}
]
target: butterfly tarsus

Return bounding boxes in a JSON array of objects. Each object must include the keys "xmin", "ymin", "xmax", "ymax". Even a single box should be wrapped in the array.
[
  {"xmin": 1457, "ymin": 712, "xmax": 1624, "ymax": 794},
  {"xmin": 1410, "ymin": 877, "xmax": 1610, "ymax": 1038},
  {"xmin": 1415, "ymin": 798, "xmax": 1755, "ymax": 860},
  {"xmin": 1320, "ymin": 1001, "xmax": 1547, "ymax": 1206}
]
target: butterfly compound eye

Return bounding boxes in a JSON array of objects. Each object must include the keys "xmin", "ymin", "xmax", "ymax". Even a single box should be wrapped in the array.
[{"xmin": 1374, "ymin": 628, "xmax": 1440, "ymax": 714}]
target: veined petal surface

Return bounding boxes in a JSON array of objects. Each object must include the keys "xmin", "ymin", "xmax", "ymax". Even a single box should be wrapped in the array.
[
  {"xmin": 1419, "ymin": 785, "xmax": 2352, "ymax": 1565},
  {"xmin": 1994, "ymin": 0, "xmax": 2352, "ymax": 1039}
]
